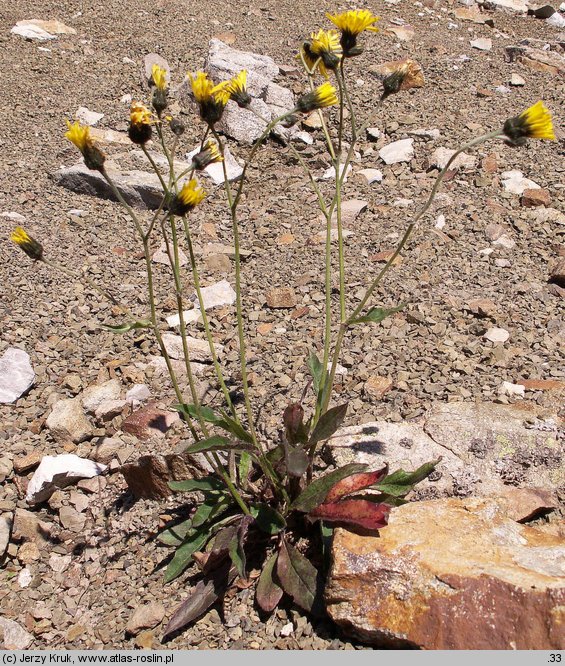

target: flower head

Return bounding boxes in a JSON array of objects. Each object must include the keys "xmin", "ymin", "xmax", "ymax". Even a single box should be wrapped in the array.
[
  {"xmin": 10, "ymin": 227, "xmax": 43, "ymax": 261},
  {"xmin": 296, "ymin": 82, "xmax": 338, "ymax": 113},
  {"xmin": 503, "ymin": 101, "xmax": 555, "ymax": 145},
  {"xmin": 191, "ymin": 139, "xmax": 224, "ymax": 170},
  {"xmin": 151, "ymin": 64, "xmax": 168, "ymax": 91},
  {"xmin": 129, "ymin": 102, "xmax": 154, "ymax": 145},
  {"xmin": 215, "ymin": 70, "xmax": 251, "ymax": 108},
  {"xmin": 65, "ymin": 121, "xmax": 106, "ymax": 171},
  {"xmin": 326, "ymin": 9, "xmax": 379, "ymax": 56},
  {"xmin": 170, "ymin": 179, "xmax": 206, "ymax": 215},
  {"xmin": 188, "ymin": 71, "xmax": 228, "ymax": 125},
  {"xmin": 381, "ymin": 59, "xmax": 425, "ymax": 98},
  {"xmin": 310, "ymin": 29, "xmax": 342, "ymax": 70}
]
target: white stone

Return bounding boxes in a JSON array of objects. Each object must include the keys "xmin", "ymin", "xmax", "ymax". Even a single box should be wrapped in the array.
[
  {"xmin": 546, "ymin": 11, "xmax": 565, "ymax": 25},
  {"xmin": 125, "ymin": 384, "xmax": 151, "ymax": 406},
  {"xmin": 484, "ymin": 327, "xmax": 510, "ymax": 343},
  {"xmin": 430, "ymin": 147, "xmax": 476, "ymax": 170},
  {"xmin": 11, "ymin": 22, "xmax": 56, "ymax": 40},
  {"xmin": 321, "ymin": 163, "xmax": 352, "ymax": 181},
  {"xmin": 0, "ymin": 617, "xmax": 33, "ymax": 649},
  {"xmin": 499, "ymin": 381, "xmax": 525, "ymax": 398},
  {"xmin": 94, "ymin": 399, "xmax": 127, "ymax": 421},
  {"xmin": 501, "ymin": 170, "xmax": 541, "ymax": 195},
  {"xmin": 486, "ymin": 0, "xmax": 528, "ymax": 11},
  {"xmin": 0, "ymin": 513, "xmax": 12, "ymax": 558},
  {"xmin": 143, "ymin": 53, "xmax": 170, "ymax": 84},
  {"xmin": 292, "ymin": 131, "xmax": 314, "ymax": 145},
  {"xmin": 162, "ymin": 333, "xmax": 224, "ymax": 362},
  {"xmin": 470, "ymin": 38, "xmax": 492, "ymax": 51},
  {"xmin": 379, "ymin": 138, "xmax": 414, "ymax": 165},
  {"xmin": 191, "ymin": 279, "xmax": 236, "ymax": 310},
  {"xmin": 1, "ymin": 211, "xmax": 26, "ymax": 221},
  {"xmin": 493, "ymin": 234, "xmax": 516, "ymax": 249},
  {"xmin": 510, "ymin": 73, "xmax": 526, "ymax": 86},
  {"xmin": 26, "ymin": 454, "xmax": 106, "ymax": 505},
  {"xmin": 186, "ymin": 143, "xmax": 243, "ymax": 185},
  {"xmin": 81, "ymin": 379, "xmax": 121, "ymax": 413},
  {"xmin": 0, "ymin": 347, "xmax": 35, "ymax": 404},
  {"xmin": 435, "ymin": 214, "xmax": 446, "ymax": 230},
  {"xmin": 327, "ymin": 362, "xmax": 348, "ymax": 376},
  {"xmin": 357, "ymin": 168, "xmax": 383, "ymax": 184},
  {"xmin": 76, "ymin": 107, "xmax": 104, "ymax": 126},
  {"xmin": 152, "ymin": 242, "xmax": 188, "ymax": 267},
  {"xmin": 280, "ymin": 622, "xmax": 294, "ymax": 637},
  {"xmin": 48, "ymin": 553, "xmax": 72, "ymax": 573},
  {"xmin": 367, "ymin": 127, "xmax": 381, "ymax": 140},
  {"xmin": 165, "ymin": 310, "xmax": 202, "ymax": 328},
  {"xmin": 18, "ymin": 568, "xmax": 33, "ymax": 588}
]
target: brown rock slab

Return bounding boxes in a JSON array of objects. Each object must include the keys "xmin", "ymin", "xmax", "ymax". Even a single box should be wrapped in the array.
[
  {"xmin": 364, "ymin": 375, "xmax": 393, "ymax": 399},
  {"xmin": 126, "ymin": 603, "xmax": 166, "ymax": 636},
  {"xmin": 521, "ymin": 188, "xmax": 551, "ymax": 207},
  {"xmin": 517, "ymin": 378, "xmax": 565, "ymax": 392},
  {"xmin": 549, "ymin": 258, "xmax": 565, "ymax": 287},
  {"xmin": 12, "ymin": 508, "xmax": 52, "ymax": 545},
  {"xmin": 495, "ymin": 486, "xmax": 559, "ymax": 522},
  {"xmin": 13, "ymin": 451, "xmax": 42, "ymax": 474},
  {"xmin": 266, "ymin": 287, "xmax": 297, "ymax": 309},
  {"xmin": 326, "ymin": 497, "xmax": 565, "ymax": 649},
  {"xmin": 122, "ymin": 403, "xmax": 179, "ymax": 440},
  {"xmin": 120, "ymin": 452, "xmax": 204, "ymax": 499}
]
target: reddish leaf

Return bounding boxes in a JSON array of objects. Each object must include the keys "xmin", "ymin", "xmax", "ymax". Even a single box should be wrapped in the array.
[
  {"xmin": 256, "ymin": 552, "xmax": 283, "ymax": 612},
  {"xmin": 308, "ymin": 499, "xmax": 391, "ymax": 531},
  {"xmin": 324, "ymin": 465, "xmax": 389, "ymax": 503},
  {"xmin": 283, "ymin": 403, "xmax": 308, "ymax": 445},
  {"xmin": 276, "ymin": 539, "xmax": 323, "ymax": 615}
]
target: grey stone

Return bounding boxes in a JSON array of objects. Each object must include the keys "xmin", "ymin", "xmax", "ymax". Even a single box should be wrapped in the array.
[
  {"xmin": 0, "ymin": 456, "xmax": 13, "ymax": 483},
  {"xmin": 162, "ymin": 333, "xmax": 224, "ymax": 362},
  {"xmin": 0, "ymin": 513, "xmax": 12, "ymax": 559},
  {"xmin": 484, "ymin": 327, "xmax": 510, "ymax": 343},
  {"xmin": 186, "ymin": 143, "xmax": 243, "ymax": 185},
  {"xmin": 190, "ymin": 279, "xmax": 236, "ymax": 310},
  {"xmin": 46, "ymin": 398, "xmax": 94, "ymax": 444},
  {"xmin": 81, "ymin": 379, "xmax": 122, "ymax": 413},
  {"xmin": 94, "ymin": 399, "xmax": 127, "ymax": 421},
  {"xmin": 470, "ymin": 37, "xmax": 493, "ymax": 50},
  {"xmin": 93, "ymin": 437, "xmax": 123, "ymax": 464},
  {"xmin": 219, "ymin": 97, "xmax": 272, "ymax": 145},
  {"xmin": 0, "ymin": 347, "xmax": 35, "ymax": 404},
  {"xmin": 59, "ymin": 505, "xmax": 86, "ymax": 532},
  {"xmin": 430, "ymin": 147, "xmax": 476, "ymax": 170},
  {"xmin": 0, "ymin": 617, "xmax": 33, "ymax": 649}
]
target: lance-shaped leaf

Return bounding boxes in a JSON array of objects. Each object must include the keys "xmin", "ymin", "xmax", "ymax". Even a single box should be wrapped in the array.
[
  {"xmin": 168, "ymin": 477, "xmax": 225, "ymax": 493},
  {"xmin": 162, "ymin": 563, "xmax": 236, "ymax": 641},
  {"xmin": 256, "ymin": 552, "xmax": 283, "ymax": 613},
  {"xmin": 276, "ymin": 540, "xmax": 323, "ymax": 615},
  {"xmin": 308, "ymin": 403, "xmax": 348, "ymax": 446},
  {"xmin": 324, "ymin": 465, "xmax": 389, "ymax": 503},
  {"xmin": 156, "ymin": 518, "xmax": 193, "ymax": 546},
  {"xmin": 250, "ymin": 503, "xmax": 286, "ymax": 535},
  {"xmin": 184, "ymin": 435, "xmax": 254, "ymax": 454},
  {"xmin": 374, "ymin": 459, "xmax": 441, "ymax": 498},
  {"xmin": 101, "ymin": 319, "xmax": 152, "ymax": 334},
  {"xmin": 191, "ymin": 492, "xmax": 232, "ymax": 528},
  {"xmin": 228, "ymin": 515, "xmax": 253, "ymax": 580},
  {"xmin": 349, "ymin": 302, "xmax": 408, "ymax": 326},
  {"xmin": 307, "ymin": 350, "xmax": 324, "ymax": 396},
  {"xmin": 174, "ymin": 404, "xmax": 254, "ymax": 443},
  {"xmin": 164, "ymin": 525, "xmax": 214, "ymax": 583},
  {"xmin": 308, "ymin": 499, "xmax": 391, "ymax": 531},
  {"xmin": 290, "ymin": 462, "xmax": 367, "ymax": 512}
]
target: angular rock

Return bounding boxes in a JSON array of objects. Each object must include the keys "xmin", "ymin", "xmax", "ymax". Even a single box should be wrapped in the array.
[
  {"xmin": 125, "ymin": 384, "xmax": 151, "ymax": 407},
  {"xmin": 0, "ymin": 456, "xmax": 13, "ymax": 483},
  {"xmin": 485, "ymin": 0, "xmax": 528, "ymax": 11},
  {"xmin": 0, "ymin": 617, "xmax": 34, "ymax": 649},
  {"xmin": 364, "ymin": 375, "xmax": 393, "ymax": 399},
  {"xmin": 218, "ymin": 96, "xmax": 274, "ymax": 146},
  {"xmin": 521, "ymin": 188, "xmax": 551, "ymax": 207},
  {"xmin": 122, "ymin": 403, "xmax": 180, "ymax": 440},
  {"xmin": 510, "ymin": 72, "xmax": 526, "ymax": 85},
  {"xmin": 59, "ymin": 505, "xmax": 86, "ymax": 532},
  {"xmin": 191, "ymin": 279, "xmax": 236, "ymax": 310},
  {"xmin": 11, "ymin": 19, "xmax": 76, "ymax": 40},
  {"xmin": 46, "ymin": 398, "xmax": 94, "ymax": 444},
  {"xmin": 321, "ymin": 163, "xmax": 352, "ymax": 181},
  {"xmin": 484, "ymin": 326, "xmax": 510, "ymax": 343},
  {"xmin": 26, "ymin": 454, "xmax": 106, "ymax": 505},
  {"xmin": 308, "ymin": 229, "xmax": 354, "ymax": 244},
  {"xmin": 379, "ymin": 138, "xmax": 414, "ymax": 165},
  {"xmin": 0, "ymin": 347, "xmax": 35, "ymax": 404},
  {"xmin": 505, "ymin": 45, "xmax": 565, "ymax": 76},
  {"xmin": 357, "ymin": 168, "xmax": 383, "ymax": 184},
  {"xmin": 0, "ymin": 513, "xmax": 12, "ymax": 559},
  {"xmin": 165, "ymin": 310, "xmax": 202, "ymax": 328},
  {"xmin": 495, "ymin": 486, "xmax": 559, "ymax": 522},
  {"xmin": 202, "ymin": 243, "xmax": 251, "ymax": 260},
  {"xmin": 326, "ymin": 497, "xmax": 565, "ymax": 649},
  {"xmin": 517, "ymin": 378, "xmax": 565, "ymax": 392},
  {"xmin": 499, "ymin": 380, "xmax": 525, "ymax": 398},
  {"xmin": 265, "ymin": 287, "xmax": 297, "ymax": 309},
  {"xmin": 430, "ymin": 147, "xmax": 476, "ymax": 170},
  {"xmin": 161, "ymin": 333, "xmax": 223, "ymax": 362},
  {"xmin": 470, "ymin": 37, "xmax": 492, "ymax": 50},
  {"xmin": 95, "ymin": 399, "xmax": 127, "ymax": 421},
  {"xmin": 501, "ymin": 170, "xmax": 540, "ymax": 194},
  {"xmin": 143, "ymin": 53, "xmax": 170, "ymax": 85},
  {"xmin": 54, "ymin": 161, "xmax": 165, "ymax": 210},
  {"xmin": 76, "ymin": 106, "xmax": 104, "ymax": 126},
  {"xmin": 331, "ymin": 200, "xmax": 368, "ymax": 226},
  {"xmin": 546, "ymin": 11, "xmax": 565, "ymax": 26},
  {"xmin": 530, "ymin": 3, "xmax": 557, "ymax": 18},
  {"xmin": 205, "ymin": 252, "xmax": 232, "ymax": 273},
  {"xmin": 13, "ymin": 451, "xmax": 42, "ymax": 474},
  {"xmin": 152, "ymin": 243, "xmax": 188, "ymax": 267},
  {"xmin": 126, "ymin": 603, "xmax": 166, "ymax": 636},
  {"xmin": 385, "ymin": 24, "xmax": 415, "ymax": 41},
  {"xmin": 12, "ymin": 508, "xmax": 52, "ymax": 545}
]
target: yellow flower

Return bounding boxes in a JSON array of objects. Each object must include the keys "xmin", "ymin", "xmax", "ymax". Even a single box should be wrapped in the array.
[
  {"xmin": 503, "ymin": 101, "xmax": 555, "ymax": 144},
  {"xmin": 188, "ymin": 71, "xmax": 227, "ymax": 125},
  {"xmin": 296, "ymin": 82, "xmax": 338, "ymax": 113},
  {"xmin": 65, "ymin": 120, "xmax": 106, "ymax": 170},
  {"xmin": 129, "ymin": 102, "xmax": 154, "ymax": 145},
  {"xmin": 10, "ymin": 227, "xmax": 43, "ymax": 261},
  {"xmin": 215, "ymin": 70, "xmax": 251, "ymax": 108},
  {"xmin": 151, "ymin": 64, "xmax": 168, "ymax": 91},
  {"xmin": 191, "ymin": 139, "xmax": 224, "ymax": 170},
  {"xmin": 170, "ymin": 179, "xmax": 206, "ymax": 215},
  {"xmin": 310, "ymin": 29, "xmax": 342, "ymax": 69},
  {"xmin": 326, "ymin": 9, "xmax": 379, "ymax": 56}
]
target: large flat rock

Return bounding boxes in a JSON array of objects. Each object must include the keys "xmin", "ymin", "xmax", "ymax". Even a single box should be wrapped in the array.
[{"xmin": 326, "ymin": 496, "xmax": 565, "ymax": 649}]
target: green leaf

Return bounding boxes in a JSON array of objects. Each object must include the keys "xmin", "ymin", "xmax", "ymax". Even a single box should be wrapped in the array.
[
  {"xmin": 101, "ymin": 319, "xmax": 152, "ymax": 334},
  {"xmin": 374, "ymin": 459, "xmax": 440, "ymax": 498},
  {"xmin": 218, "ymin": 411, "xmax": 254, "ymax": 444},
  {"xmin": 164, "ymin": 526, "xmax": 213, "ymax": 583},
  {"xmin": 290, "ymin": 462, "xmax": 367, "ymax": 512},
  {"xmin": 191, "ymin": 492, "xmax": 232, "ymax": 528},
  {"xmin": 256, "ymin": 553, "xmax": 283, "ymax": 613},
  {"xmin": 238, "ymin": 452, "xmax": 252, "ymax": 490},
  {"xmin": 307, "ymin": 351, "xmax": 324, "ymax": 396},
  {"xmin": 184, "ymin": 435, "xmax": 253, "ymax": 454},
  {"xmin": 276, "ymin": 539, "xmax": 323, "ymax": 615},
  {"xmin": 168, "ymin": 477, "xmax": 225, "ymax": 493},
  {"xmin": 156, "ymin": 518, "xmax": 193, "ymax": 546},
  {"xmin": 349, "ymin": 302, "xmax": 408, "ymax": 326},
  {"xmin": 308, "ymin": 403, "xmax": 348, "ymax": 446},
  {"xmin": 174, "ymin": 403, "xmax": 220, "ymax": 423},
  {"xmin": 250, "ymin": 504, "xmax": 286, "ymax": 535}
]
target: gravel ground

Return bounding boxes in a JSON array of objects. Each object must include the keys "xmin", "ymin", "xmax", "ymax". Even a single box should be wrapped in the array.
[{"xmin": 0, "ymin": 0, "xmax": 564, "ymax": 649}]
